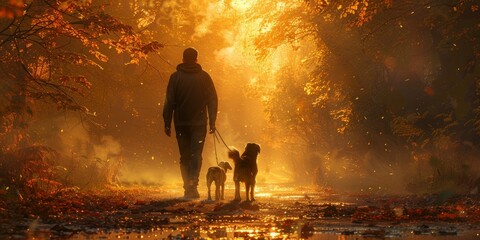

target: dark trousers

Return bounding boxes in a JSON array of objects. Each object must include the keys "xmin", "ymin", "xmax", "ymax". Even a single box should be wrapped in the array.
[{"xmin": 175, "ymin": 125, "xmax": 207, "ymax": 191}]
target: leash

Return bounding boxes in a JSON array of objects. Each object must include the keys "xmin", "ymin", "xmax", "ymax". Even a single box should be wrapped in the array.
[
  {"xmin": 214, "ymin": 129, "xmax": 232, "ymax": 152},
  {"xmin": 212, "ymin": 132, "xmax": 220, "ymax": 165},
  {"xmin": 211, "ymin": 128, "xmax": 233, "ymax": 165}
]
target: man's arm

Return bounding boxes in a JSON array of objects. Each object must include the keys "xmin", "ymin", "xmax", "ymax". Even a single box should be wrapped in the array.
[
  {"xmin": 205, "ymin": 74, "xmax": 218, "ymax": 133},
  {"xmin": 162, "ymin": 73, "xmax": 176, "ymax": 136}
]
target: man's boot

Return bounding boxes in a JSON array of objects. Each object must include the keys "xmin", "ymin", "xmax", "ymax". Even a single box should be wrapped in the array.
[
  {"xmin": 190, "ymin": 187, "xmax": 200, "ymax": 199},
  {"xmin": 180, "ymin": 164, "xmax": 192, "ymax": 198},
  {"xmin": 185, "ymin": 180, "xmax": 198, "ymax": 199}
]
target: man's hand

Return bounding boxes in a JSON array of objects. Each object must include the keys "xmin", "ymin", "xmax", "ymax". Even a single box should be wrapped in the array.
[
  {"xmin": 209, "ymin": 125, "xmax": 216, "ymax": 134},
  {"xmin": 164, "ymin": 127, "xmax": 171, "ymax": 137}
]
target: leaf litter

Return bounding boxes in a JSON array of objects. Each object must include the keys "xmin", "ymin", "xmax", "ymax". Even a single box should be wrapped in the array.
[{"xmin": 1, "ymin": 186, "xmax": 480, "ymax": 239}]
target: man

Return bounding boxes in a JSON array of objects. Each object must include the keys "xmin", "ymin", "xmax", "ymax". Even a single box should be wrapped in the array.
[{"xmin": 163, "ymin": 47, "xmax": 218, "ymax": 199}]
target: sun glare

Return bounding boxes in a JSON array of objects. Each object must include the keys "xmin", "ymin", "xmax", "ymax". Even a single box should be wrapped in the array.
[{"xmin": 229, "ymin": 0, "xmax": 257, "ymax": 12}]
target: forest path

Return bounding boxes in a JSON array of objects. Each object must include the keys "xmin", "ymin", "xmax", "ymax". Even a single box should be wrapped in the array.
[{"xmin": 2, "ymin": 185, "xmax": 480, "ymax": 239}]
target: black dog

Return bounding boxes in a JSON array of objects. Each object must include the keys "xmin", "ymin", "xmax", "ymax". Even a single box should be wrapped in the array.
[{"xmin": 228, "ymin": 143, "xmax": 261, "ymax": 201}]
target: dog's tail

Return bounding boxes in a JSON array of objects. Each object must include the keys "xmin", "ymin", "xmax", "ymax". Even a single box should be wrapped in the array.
[{"xmin": 228, "ymin": 147, "xmax": 240, "ymax": 159}]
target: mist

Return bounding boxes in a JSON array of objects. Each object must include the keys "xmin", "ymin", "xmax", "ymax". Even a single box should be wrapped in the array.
[{"xmin": 3, "ymin": 0, "xmax": 480, "ymax": 197}]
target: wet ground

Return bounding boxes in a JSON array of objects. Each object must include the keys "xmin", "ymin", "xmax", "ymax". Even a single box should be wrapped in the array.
[{"xmin": 2, "ymin": 185, "xmax": 480, "ymax": 239}]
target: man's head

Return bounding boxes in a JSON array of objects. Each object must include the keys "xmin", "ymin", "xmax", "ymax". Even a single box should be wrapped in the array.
[{"xmin": 183, "ymin": 47, "xmax": 198, "ymax": 64}]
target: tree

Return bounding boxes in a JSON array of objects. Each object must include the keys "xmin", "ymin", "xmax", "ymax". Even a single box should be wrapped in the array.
[
  {"xmin": 251, "ymin": 0, "xmax": 480, "ymax": 191},
  {"xmin": 0, "ymin": 0, "xmax": 162, "ymax": 152}
]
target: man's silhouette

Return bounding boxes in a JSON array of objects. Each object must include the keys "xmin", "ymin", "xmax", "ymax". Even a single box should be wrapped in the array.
[{"xmin": 163, "ymin": 47, "xmax": 218, "ymax": 199}]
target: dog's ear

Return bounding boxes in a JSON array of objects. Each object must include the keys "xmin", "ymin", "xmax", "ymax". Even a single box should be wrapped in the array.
[
  {"xmin": 219, "ymin": 161, "xmax": 232, "ymax": 169},
  {"xmin": 247, "ymin": 143, "xmax": 261, "ymax": 154},
  {"xmin": 225, "ymin": 162, "xmax": 233, "ymax": 170}
]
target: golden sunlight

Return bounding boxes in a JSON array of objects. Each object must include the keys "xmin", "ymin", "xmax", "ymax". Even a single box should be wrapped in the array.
[
  {"xmin": 229, "ymin": 0, "xmax": 257, "ymax": 12},
  {"xmin": 5, "ymin": 0, "xmax": 480, "ymax": 238}
]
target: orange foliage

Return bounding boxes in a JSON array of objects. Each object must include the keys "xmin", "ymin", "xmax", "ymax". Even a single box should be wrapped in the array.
[
  {"xmin": 0, "ymin": 0, "xmax": 162, "ymax": 151},
  {"xmin": 0, "ymin": 0, "xmax": 25, "ymax": 19}
]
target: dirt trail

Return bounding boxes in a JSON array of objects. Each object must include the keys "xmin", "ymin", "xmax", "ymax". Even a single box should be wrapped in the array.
[{"xmin": 1, "ymin": 185, "xmax": 480, "ymax": 239}]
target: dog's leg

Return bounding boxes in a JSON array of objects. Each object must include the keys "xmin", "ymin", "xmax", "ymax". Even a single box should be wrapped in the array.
[
  {"xmin": 207, "ymin": 176, "xmax": 213, "ymax": 201},
  {"xmin": 220, "ymin": 181, "xmax": 225, "ymax": 200},
  {"xmin": 245, "ymin": 182, "xmax": 250, "ymax": 201},
  {"xmin": 215, "ymin": 182, "xmax": 220, "ymax": 201},
  {"xmin": 234, "ymin": 181, "xmax": 241, "ymax": 201},
  {"xmin": 250, "ymin": 180, "xmax": 256, "ymax": 201}
]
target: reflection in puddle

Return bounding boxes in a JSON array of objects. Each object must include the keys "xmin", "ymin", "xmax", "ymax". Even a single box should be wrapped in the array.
[
  {"xmin": 17, "ymin": 185, "xmax": 480, "ymax": 239},
  {"xmin": 69, "ymin": 226, "xmax": 479, "ymax": 239}
]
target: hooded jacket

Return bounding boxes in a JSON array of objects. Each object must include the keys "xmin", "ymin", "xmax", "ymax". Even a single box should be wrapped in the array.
[{"xmin": 163, "ymin": 63, "xmax": 218, "ymax": 128}]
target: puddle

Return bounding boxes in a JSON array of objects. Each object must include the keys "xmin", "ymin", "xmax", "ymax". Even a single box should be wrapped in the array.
[
  {"xmin": 21, "ymin": 219, "xmax": 480, "ymax": 239},
  {"xmin": 5, "ymin": 185, "xmax": 480, "ymax": 239},
  {"xmin": 62, "ymin": 226, "xmax": 480, "ymax": 239}
]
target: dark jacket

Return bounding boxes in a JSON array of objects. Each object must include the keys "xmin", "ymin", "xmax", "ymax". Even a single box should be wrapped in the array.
[{"xmin": 163, "ymin": 63, "xmax": 218, "ymax": 128}]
